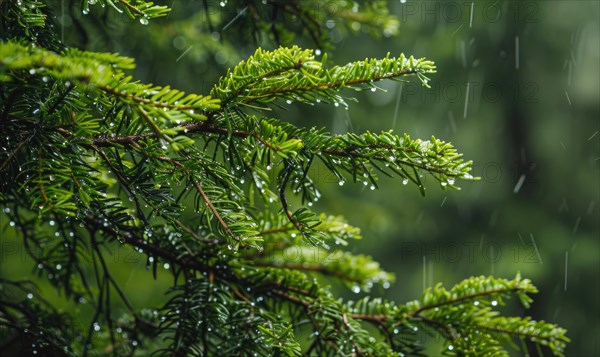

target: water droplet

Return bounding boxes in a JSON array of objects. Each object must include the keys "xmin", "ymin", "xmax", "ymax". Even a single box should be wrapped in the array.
[
  {"xmin": 402, "ymin": 179, "xmax": 408, "ymax": 185},
  {"xmin": 27, "ymin": 293, "xmax": 33, "ymax": 299},
  {"xmin": 139, "ymin": 17, "xmax": 149, "ymax": 25},
  {"xmin": 491, "ymin": 300, "xmax": 498, "ymax": 306}
]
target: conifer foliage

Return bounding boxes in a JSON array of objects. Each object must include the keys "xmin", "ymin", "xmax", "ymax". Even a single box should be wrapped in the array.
[{"xmin": 0, "ymin": 1, "xmax": 569, "ymax": 356}]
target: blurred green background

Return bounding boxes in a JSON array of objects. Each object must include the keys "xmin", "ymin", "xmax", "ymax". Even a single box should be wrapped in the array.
[{"xmin": 1, "ymin": 1, "xmax": 598, "ymax": 355}]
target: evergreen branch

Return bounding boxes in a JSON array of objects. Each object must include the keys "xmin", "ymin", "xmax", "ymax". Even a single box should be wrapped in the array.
[
  {"xmin": 211, "ymin": 46, "xmax": 436, "ymax": 109},
  {"xmin": 85, "ymin": 121, "xmax": 473, "ymax": 191},
  {"xmin": 239, "ymin": 66, "xmax": 417, "ymax": 102},
  {"xmin": 0, "ymin": 41, "xmax": 221, "ymax": 127},
  {"xmin": 99, "ymin": 83, "xmax": 213, "ymax": 111},
  {"xmin": 477, "ymin": 317, "xmax": 568, "ymax": 345},
  {"xmin": 406, "ymin": 275, "xmax": 537, "ymax": 317},
  {"xmin": 408, "ymin": 287, "xmax": 524, "ymax": 318}
]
